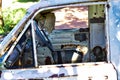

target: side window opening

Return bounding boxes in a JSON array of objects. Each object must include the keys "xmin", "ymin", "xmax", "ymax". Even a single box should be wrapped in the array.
[
  {"xmin": 5, "ymin": 26, "xmax": 34, "ymax": 69},
  {"xmin": 48, "ymin": 6, "xmax": 89, "ymax": 63},
  {"xmin": 3, "ymin": 4, "xmax": 107, "ymax": 69},
  {"xmin": 35, "ymin": 5, "xmax": 107, "ymax": 65}
]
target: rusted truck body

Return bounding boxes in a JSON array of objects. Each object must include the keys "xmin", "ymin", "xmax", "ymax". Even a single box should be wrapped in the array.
[{"xmin": 0, "ymin": 0, "xmax": 119, "ymax": 79}]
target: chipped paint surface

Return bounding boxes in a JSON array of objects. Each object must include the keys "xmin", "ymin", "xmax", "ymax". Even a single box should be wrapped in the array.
[
  {"xmin": 109, "ymin": 0, "xmax": 120, "ymax": 80},
  {"xmin": 27, "ymin": 0, "xmax": 107, "ymax": 14},
  {"xmin": 0, "ymin": 0, "xmax": 107, "ymax": 57},
  {"xmin": 0, "ymin": 0, "xmax": 120, "ymax": 80},
  {"xmin": 0, "ymin": 63, "xmax": 117, "ymax": 79}
]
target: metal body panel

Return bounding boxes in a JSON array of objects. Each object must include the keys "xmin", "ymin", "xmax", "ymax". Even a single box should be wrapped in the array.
[
  {"xmin": 0, "ymin": 0, "xmax": 120, "ymax": 80},
  {"xmin": 28, "ymin": 0, "xmax": 106, "ymax": 12},
  {"xmin": 88, "ymin": 4, "xmax": 105, "ymax": 50},
  {"xmin": 0, "ymin": 0, "xmax": 107, "ymax": 57},
  {"xmin": 90, "ymin": 23, "xmax": 105, "ymax": 49},
  {"xmin": 0, "ymin": 63, "xmax": 117, "ymax": 80},
  {"xmin": 109, "ymin": 0, "xmax": 120, "ymax": 80}
]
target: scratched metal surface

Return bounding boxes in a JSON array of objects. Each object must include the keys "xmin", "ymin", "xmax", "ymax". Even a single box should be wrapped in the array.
[
  {"xmin": 1, "ymin": 0, "xmax": 119, "ymax": 80},
  {"xmin": 26, "ymin": 0, "xmax": 106, "ymax": 17},
  {"xmin": 109, "ymin": 0, "xmax": 120, "ymax": 80},
  {"xmin": 28, "ymin": 0, "xmax": 105, "ymax": 12},
  {"xmin": 0, "ymin": 63, "xmax": 117, "ymax": 80},
  {"xmin": 0, "ymin": 0, "xmax": 106, "ymax": 57}
]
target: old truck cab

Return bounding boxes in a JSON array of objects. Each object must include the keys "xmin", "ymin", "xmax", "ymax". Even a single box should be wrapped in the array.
[{"xmin": 0, "ymin": 0, "xmax": 119, "ymax": 79}]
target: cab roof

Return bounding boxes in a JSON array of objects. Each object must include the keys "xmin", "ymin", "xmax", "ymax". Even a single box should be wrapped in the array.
[{"xmin": 27, "ymin": 0, "xmax": 107, "ymax": 13}]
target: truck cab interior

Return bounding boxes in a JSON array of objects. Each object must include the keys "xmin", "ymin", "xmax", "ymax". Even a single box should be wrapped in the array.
[{"xmin": 3, "ymin": 3, "xmax": 108, "ymax": 69}]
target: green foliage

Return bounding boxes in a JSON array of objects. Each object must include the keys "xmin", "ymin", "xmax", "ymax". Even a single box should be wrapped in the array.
[
  {"xmin": 0, "ymin": 8, "xmax": 26, "ymax": 34},
  {"xmin": 17, "ymin": 0, "xmax": 39, "ymax": 2}
]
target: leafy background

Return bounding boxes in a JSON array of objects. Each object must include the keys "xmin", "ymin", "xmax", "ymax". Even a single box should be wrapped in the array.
[{"xmin": 0, "ymin": 0, "xmax": 39, "ymax": 34}]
